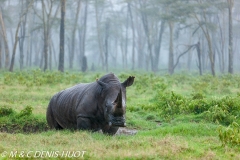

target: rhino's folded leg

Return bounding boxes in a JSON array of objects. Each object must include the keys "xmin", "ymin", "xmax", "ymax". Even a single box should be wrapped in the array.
[{"xmin": 77, "ymin": 117, "xmax": 92, "ymax": 131}]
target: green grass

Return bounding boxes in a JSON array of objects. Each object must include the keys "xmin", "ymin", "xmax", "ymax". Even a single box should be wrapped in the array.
[{"xmin": 0, "ymin": 70, "xmax": 240, "ymax": 159}]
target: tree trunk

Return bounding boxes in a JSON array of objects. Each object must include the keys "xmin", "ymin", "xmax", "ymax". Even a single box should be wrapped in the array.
[
  {"xmin": 228, "ymin": 0, "xmax": 233, "ymax": 74},
  {"xmin": 41, "ymin": 0, "xmax": 49, "ymax": 71},
  {"xmin": 28, "ymin": 31, "xmax": 32, "ymax": 67},
  {"xmin": 9, "ymin": 1, "xmax": 32, "ymax": 72},
  {"xmin": 196, "ymin": 42, "xmax": 202, "ymax": 75},
  {"xmin": 221, "ymin": 41, "xmax": 225, "ymax": 73},
  {"xmin": 51, "ymin": 39, "xmax": 57, "ymax": 68},
  {"xmin": 9, "ymin": 22, "xmax": 21, "ymax": 72},
  {"xmin": 194, "ymin": 13, "xmax": 215, "ymax": 76},
  {"xmin": 206, "ymin": 32, "xmax": 215, "ymax": 76},
  {"xmin": 128, "ymin": 2, "xmax": 135, "ymax": 70},
  {"xmin": 40, "ymin": 0, "xmax": 57, "ymax": 71},
  {"xmin": 0, "ymin": 38, "xmax": 2, "ymax": 69},
  {"xmin": 19, "ymin": 0, "xmax": 28, "ymax": 70},
  {"xmin": 94, "ymin": 1, "xmax": 104, "ymax": 70},
  {"xmin": 216, "ymin": 14, "xmax": 225, "ymax": 73},
  {"xmin": 113, "ymin": 37, "xmax": 118, "ymax": 68},
  {"xmin": 48, "ymin": 4, "xmax": 60, "ymax": 69},
  {"xmin": 120, "ymin": 35, "xmax": 125, "ymax": 69},
  {"xmin": 168, "ymin": 21, "xmax": 174, "ymax": 75},
  {"xmin": 136, "ymin": 17, "xmax": 144, "ymax": 69},
  {"xmin": 40, "ymin": 50, "xmax": 43, "ymax": 68},
  {"xmin": 49, "ymin": 41, "xmax": 52, "ymax": 70},
  {"xmin": 69, "ymin": 0, "xmax": 81, "ymax": 69},
  {"xmin": 187, "ymin": 48, "xmax": 192, "ymax": 71},
  {"xmin": 104, "ymin": 20, "xmax": 110, "ymax": 72},
  {"xmin": 139, "ymin": 0, "xmax": 153, "ymax": 71},
  {"xmin": 154, "ymin": 20, "xmax": 165, "ymax": 72},
  {"xmin": 82, "ymin": 55, "xmax": 87, "ymax": 72},
  {"xmin": 80, "ymin": 1, "xmax": 88, "ymax": 72},
  {"xmin": 33, "ymin": 39, "xmax": 39, "ymax": 66},
  {"xmin": 28, "ymin": 13, "xmax": 35, "ymax": 67},
  {"xmin": 58, "ymin": 0, "xmax": 66, "ymax": 72},
  {"xmin": 0, "ymin": 11, "xmax": 10, "ymax": 69},
  {"xmin": 26, "ymin": 19, "xmax": 30, "ymax": 67},
  {"xmin": 124, "ymin": 8, "xmax": 129, "ymax": 69},
  {"xmin": 19, "ymin": 19, "xmax": 26, "ymax": 70}
]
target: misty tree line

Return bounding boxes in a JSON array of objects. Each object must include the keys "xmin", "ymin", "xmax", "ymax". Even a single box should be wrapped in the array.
[{"xmin": 0, "ymin": 0, "xmax": 239, "ymax": 75}]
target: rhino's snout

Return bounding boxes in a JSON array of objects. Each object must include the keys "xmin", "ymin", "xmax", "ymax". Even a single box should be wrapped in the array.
[{"xmin": 108, "ymin": 114, "xmax": 126, "ymax": 127}]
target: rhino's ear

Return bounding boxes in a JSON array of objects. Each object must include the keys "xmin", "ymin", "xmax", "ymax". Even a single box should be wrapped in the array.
[
  {"xmin": 122, "ymin": 76, "xmax": 135, "ymax": 87},
  {"xmin": 96, "ymin": 79, "xmax": 107, "ymax": 88}
]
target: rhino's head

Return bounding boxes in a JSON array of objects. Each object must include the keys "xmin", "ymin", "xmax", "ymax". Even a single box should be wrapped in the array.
[{"xmin": 97, "ymin": 74, "xmax": 135, "ymax": 127}]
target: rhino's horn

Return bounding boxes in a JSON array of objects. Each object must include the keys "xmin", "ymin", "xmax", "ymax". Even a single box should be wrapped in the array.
[{"xmin": 115, "ymin": 88, "xmax": 122, "ymax": 108}]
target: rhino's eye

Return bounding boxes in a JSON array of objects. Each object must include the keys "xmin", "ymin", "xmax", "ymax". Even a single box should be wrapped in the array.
[{"xmin": 105, "ymin": 103, "xmax": 113, "ymax": 112}]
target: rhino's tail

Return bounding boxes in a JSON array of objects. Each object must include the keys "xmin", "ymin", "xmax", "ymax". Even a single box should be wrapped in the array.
[{"xmin": 46, "ymin": 97, "xmax": 63, "ymax": 130}]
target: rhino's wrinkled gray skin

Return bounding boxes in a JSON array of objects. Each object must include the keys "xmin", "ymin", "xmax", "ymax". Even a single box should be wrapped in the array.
[{"xmin": 46, "ymin": 73, "xmax": 134, "ymax": 135}]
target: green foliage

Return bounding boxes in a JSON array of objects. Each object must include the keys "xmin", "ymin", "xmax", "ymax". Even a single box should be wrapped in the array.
[
  {"xmin": 128, "ymin": 73, "xmax": 167, "ymax": 94},
  {"xmin": 191, "ymin": 92, "xmax": 205, "ymax": 100},
  {"xmin": 152, "ymin": 80, "xmax": 167, "ymax": 91},
  {"xmin": 3, "ymin": 69, "xmax": 85, "ymax": 86},
  {"xmin": 17, "ymin": 105, "xmax": 33, "ymax": 118},
  {"xmin": 145, "ymin": 114, "xmax": 156, "ymax": 120},
  {"xmin": 154, "ymin": 91, "xmax": 186, "ymax": 116},
  {"xmin": 205, "ymin": 105, "xmax": 236, "ymax": 125},
  {"xmin": 0, "ymin": 106, "xmax": 14, "ymax": 116},
  {"xmin": 1, "ymin": 71, "xmax": 240, "ymax": 158},
  {"xmin": 218, "ymin": 122, "xmax": 240, "ymax": 146},
  {"xmin": 191, "ymin": 81, "xmax": 209, "ymax": 94},
  {"xmin": 204, "ymin": 96, "xmax": 240, "ymax": 125},
  {"xmin": 153, "ymin": 90, "xmax": 240, "ymax": 125},
  {"xmin": 0, "ymin": 106, "xmax": 48, "ymax": 133},
  {"xmin": 187, "ymin": 99, "xmax": 210, "ymax": 114}
]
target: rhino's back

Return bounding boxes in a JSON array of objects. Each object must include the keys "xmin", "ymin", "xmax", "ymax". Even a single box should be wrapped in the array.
[{"xmin": 47, "ymin": 82, "xmax": 97, "ymax": 129}]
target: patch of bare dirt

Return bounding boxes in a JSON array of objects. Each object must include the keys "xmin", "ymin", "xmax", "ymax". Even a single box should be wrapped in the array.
[{"xmin": 115, "ymin": 127, "xmax": 138, "ymax": 135}]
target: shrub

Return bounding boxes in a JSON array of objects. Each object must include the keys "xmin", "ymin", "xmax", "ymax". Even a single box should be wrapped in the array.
[
  {"xmin": 152, "ymin": 81, "xmax": 167, "ymax": 92},
  {"xmin": 153, "ymin": 89, "xmax": 240, "ymax": 125},
  {"xmin": 0, "ymin": 106, "xmax": 48, "ymax": 133},
  {"xmin": 0, "ymin": 106, "xmax": 14, "ymax": 116},
  {"xmin": 187, "ymin": 99, "xmax": 210, "ymax": 114},
  {"xmin": 218, "ymin": 122, "xmax": 240, "ymax": 146},
  {"xmin": 191, "ymin": 81, "xmax": 209, "ymax": 94},
  {"xmin": 17, "ymin": 105, "xmax": 33, "ymax": 118},
  {"xmin": 191, "ymin": 92, "xmax": 205, "ymax": 100},
  {"xmin": 205, "ymin": 105, "xmax": 236, "ymax": 125},
  {"xmin": 154, "ymin": 91, "xmax": 186, "ymax": 116}
]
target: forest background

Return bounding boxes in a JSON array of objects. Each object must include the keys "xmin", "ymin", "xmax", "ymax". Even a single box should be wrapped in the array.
[{"xmin": 0, "ymin": 0, "xmax": 239, "ymax": 75}]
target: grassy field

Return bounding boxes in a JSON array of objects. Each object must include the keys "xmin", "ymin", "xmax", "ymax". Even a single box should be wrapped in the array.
[{"xmin": 0, "ymin": 70, "xmax": 240, "ymax": 159}]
